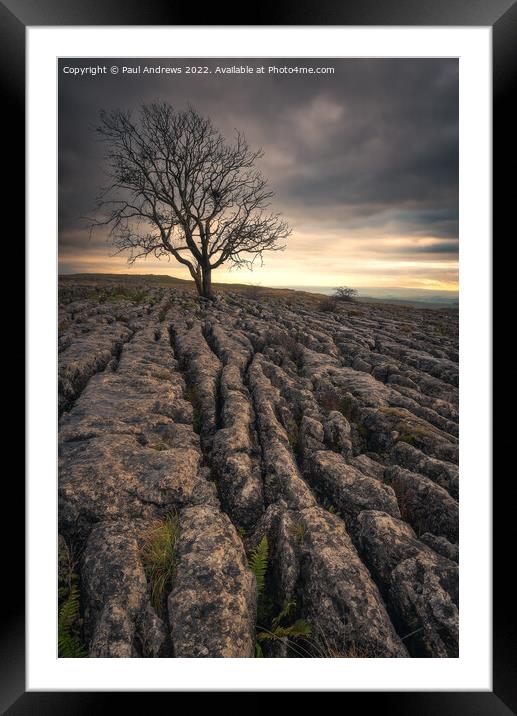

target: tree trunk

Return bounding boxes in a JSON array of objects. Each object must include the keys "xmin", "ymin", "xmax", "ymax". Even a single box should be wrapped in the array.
[
  {"xmin": 189, "ymin": 264, "xmax": 203, "ymax": 296},
  {"xmin": 201, "ymin": 265, "xmax": 215, "ymax": 299}
]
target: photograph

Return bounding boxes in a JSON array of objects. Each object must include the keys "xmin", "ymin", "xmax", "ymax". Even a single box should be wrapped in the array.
[{"xmin": 57, "ymin": 57, "xmax": 459, "ymax": 659}]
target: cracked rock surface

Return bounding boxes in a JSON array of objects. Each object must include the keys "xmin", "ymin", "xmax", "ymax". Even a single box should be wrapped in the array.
[{"xmin": 58, "ymin": 280, "xmax": 459, "ymax": 658}]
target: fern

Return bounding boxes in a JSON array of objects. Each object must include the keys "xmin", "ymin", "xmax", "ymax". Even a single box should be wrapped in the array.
[
  {"xmin": 271, "ymin": 599, "xmax": 296, "ymax": 630},
  {"xmin": 58, "ymin": 583, "xmax": 87, "ymax": 658},
  {"xmin": 59, "ymin": 583, "xmax": 80, "ymax": 632},
  {"xmin": 249, "ymin": 536, "xmax": 268, "ymax": 597},
  {"xmin": 58, "ymin": 630, "xmax": 87, "ymax": 658},
  {"xmin": 58, "ymin": 538, "xmax": 87, "ymax": 658},
  {"xmin": 257, "ymin": 598, "xmax": 312, "ymax": 649},
  {"xmin": 258, "ymin": 619, "xmax": 312, "ymax": 642},
  {"xmin": 249, "ymin": 538, "xmax": 313, "ymax": 656}
]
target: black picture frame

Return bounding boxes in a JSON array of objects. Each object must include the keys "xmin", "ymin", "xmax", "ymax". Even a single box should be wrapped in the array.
[{"xmin": 5, "ymin": 0, "xmax": 512, "ymax": 709}]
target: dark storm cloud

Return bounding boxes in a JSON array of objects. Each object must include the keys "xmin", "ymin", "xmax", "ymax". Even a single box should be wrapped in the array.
[
  {"xmin": 58, "ymin": 58, "xmax": 458, "ymax": 280},
  {"xmin": 408, "ymin": 241, "xmax": 459, "ymax": 254}
]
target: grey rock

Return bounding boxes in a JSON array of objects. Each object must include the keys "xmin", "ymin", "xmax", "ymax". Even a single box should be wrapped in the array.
[
  {"xmin": 170, "ymin": 320, "xmax": 222, "ymax": 448},
  {"xmin": 59, "ymin": 322, "xmax": 133, "ymax": 415},
  {"xmin": 212, "ymin": 364, "xmax": 264, "ymax": 530},
  {"xmin": 169, "ymin": 505, "xmax": 256, "ymax": 657},
  {"xmin": 306, "ymin": 450, "xmax": 400, "ymax": 530},
  {"xmin": 349, "ymin": 453, "xmax": 386, "ymax": 481},
  {"xmin": 356, "ymin": 510, "xmax": 458, "ymax": 657},
  {"xmin": 82, "ymin": 520, "xmax": 168, "ymax": 658},
  {"xmin": 59, "ymin": 434, "xmax": 213, "ymax": 540},
  {"xmin": 248, "ymin": 357, "xmax": 315, "ymax": 510},
  {"xmin": 252, "ymin": 504, "xmax": 408, "ymax": 657},
  {"xmin": 391, "ymin": 441, "xmax": 459, "ymax": 499},
  {"xmin": 323, "ymin": 411, "xmax": 353, "ymax": 458},
  {"xmin": 384, "ymin": 465, "xmax": 458, "ymax": 543},
  {"xmin": 419, "ymin": 533, "xmax": 459, "ymax": 562}
]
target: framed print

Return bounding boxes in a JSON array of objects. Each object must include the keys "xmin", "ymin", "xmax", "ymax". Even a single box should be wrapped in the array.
[{"xmin": 4, "ymin": 0, "xmax": 513, "ymax": 709}]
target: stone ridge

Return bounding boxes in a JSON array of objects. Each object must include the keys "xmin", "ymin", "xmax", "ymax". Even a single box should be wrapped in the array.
[{"xmin": 58, "ymin": 281, "xmax": 459, "ymax": 658}]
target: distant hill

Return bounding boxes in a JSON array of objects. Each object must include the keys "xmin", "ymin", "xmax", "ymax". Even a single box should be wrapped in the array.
[
  {"xmin": 358, "ymin": 295, "xmax": 458, "ymax": 310},
  {"xmin": 287, "ymin": 284, "xmax": 458, "ymax": 309},
  {"xmin": 59, "ymin": 272, "xmax": 309, "ymax": 297}
]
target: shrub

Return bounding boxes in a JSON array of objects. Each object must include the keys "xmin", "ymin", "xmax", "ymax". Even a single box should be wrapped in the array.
[
  {"xmin": 334, "ymin": 286, "xmax": 358, "ymax": 302},
  {"xmin": 319, "ymin": 296, "xmax": 339, "ymax": 313}
]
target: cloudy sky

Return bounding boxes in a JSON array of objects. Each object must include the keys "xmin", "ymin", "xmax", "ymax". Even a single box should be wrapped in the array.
[{"xmin": 58, "ymin": 58, "xmax": 458, "ymax": 294}]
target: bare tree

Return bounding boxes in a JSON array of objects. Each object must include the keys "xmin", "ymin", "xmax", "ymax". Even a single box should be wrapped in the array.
[
  {"xmin": 334, "ymin": 286, "xmax": 358, "ymax": 302},
  {"xmin": 92, "ymin": 102, "xmax": 291, "ymax": 299}
]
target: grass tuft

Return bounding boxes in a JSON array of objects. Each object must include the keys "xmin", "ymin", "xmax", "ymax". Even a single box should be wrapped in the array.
[
  {"xmin": 152, "ymin": 370, "xmax": 171, "ymax": 381},
  {"xmin": 89, "ymin": 286, "xmax": 154, "ymax": 305},
  {"xmin": 140, "ymin": 513, "xmax": 180, "ymax": 616},
  {"xmin": 149, "ymin": 442, "xmax": 169, "ymax": 451},
  {"xmin": 293, "ymin": 522, "xmax": 307, "ymax": 545}
]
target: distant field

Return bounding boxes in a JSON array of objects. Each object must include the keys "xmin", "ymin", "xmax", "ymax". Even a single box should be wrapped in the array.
[{"xmin": 59, "ymin": 273, "xmax": 458, "ymax": 311}]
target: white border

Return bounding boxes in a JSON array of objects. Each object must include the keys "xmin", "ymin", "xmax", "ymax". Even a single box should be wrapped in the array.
[{"xmin": 27, "ymin": 26, "xmax": 491, "ymax": 691}]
